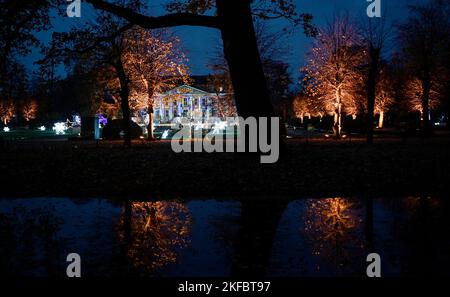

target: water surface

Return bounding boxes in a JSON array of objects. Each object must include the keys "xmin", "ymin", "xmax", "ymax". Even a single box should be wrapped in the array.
[{"xmin": 0, "ymin": 197, "xmax": 448, "ymax": 277}]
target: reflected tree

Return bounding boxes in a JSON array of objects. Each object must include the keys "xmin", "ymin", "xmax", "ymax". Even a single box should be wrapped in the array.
[
  {"xmin": 232, "ymin": 200, "xmax": 289, "ymax": 277},
  {"xmin": 303, "ymin": 198, "xmax": 364, "ymax": 275},
  {"xmin": 117, "ymin": 201, "xmax": 192, "ymax": 274},
  {"xmin": 0, "ymin": 206, "xmax": 64, "ymax": 276}
]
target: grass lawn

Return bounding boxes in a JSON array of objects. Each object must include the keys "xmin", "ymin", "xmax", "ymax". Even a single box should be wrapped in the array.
[
  {"xmin": 1, "ymin": 136, "xmax": 449, "ymax": 198},
  {"xmin": 0, "ymin": 128, "xmax": 79, "ymax": 140}
]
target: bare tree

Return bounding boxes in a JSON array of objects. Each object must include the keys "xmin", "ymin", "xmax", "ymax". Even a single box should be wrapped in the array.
[
  {"xmin": 302, "ymin": 15, "xmax": 365, "ymax": 137},
  {"xmin": 361, "ymin": 14, "xmax": 390, "ymax": 143},
  {"xmin": 0, "ymin": 99, "xmax": 15, "ymax": 125},
  {"xmin": 405, "ymin": 76, "xmax": 441, "ymax": 118},
  {"xmin": 398, "ymin": 0, "xmax": 449, "ymax": 136},
  {"xmin": 51, "ymin": 1, "xmax": 145, "ymax": 146},
  {"xmin": 122, "ymin": 27, "xmax": 189, "ymax": 140},
  {"xmin": 292, "ymin": 94, "xmax": 312, "ymax": 124},
  {"xmin": 374, "ymin": 67, "xmax": 395, "ymax": 128},
  {"xmin": 21, "ymin": 98, "xmax": 38, "ymax": 122},
  {"xmin": 207, "ymin": 73, "xmax": 236, "ymax": 118},
  {"xmin": 208, "ymin": 20, "xmax": 290, "ymax": 119},
  {"xmin": 84, "ymin": 0, "xmax": 317, "ymax": 151}
]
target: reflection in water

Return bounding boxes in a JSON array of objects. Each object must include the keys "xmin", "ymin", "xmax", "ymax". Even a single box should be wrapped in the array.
[
  {"xmin": 118, "ymin": 201, "xmax": 192, "ymax": 273},
  {"xmin": 0, "ymin": 206, "xmax": 64, "ymax": 276},
  {"xmin": 302, "ymin": 198, "xmax": 365, "ymax": 275},
  {"xmin": 232, "ymin": 200, "xmax": 288, "ymax": 277},
  {"xmin": 0, "ymin": 197, "xmax": 449, "ymax": 277}
]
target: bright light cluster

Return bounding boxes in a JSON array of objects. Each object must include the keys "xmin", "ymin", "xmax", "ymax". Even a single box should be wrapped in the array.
[
  {"xmin": 161, "ymin": 130, "xmax": 170, "ymax": 139},
  {"xmin": 211, "ymin": 121, "xmax": 228, "ymax": 134},
  {"xmin": 3, "ymin": 127, "xmax": 10, "ymax": 132},
  {"xmin": 38, "ymin": 126, "xmax": 46, "ymax": 131},
  {"xmin": 52, "ymin": 122, "xmax": 68, "ymax": 135}
]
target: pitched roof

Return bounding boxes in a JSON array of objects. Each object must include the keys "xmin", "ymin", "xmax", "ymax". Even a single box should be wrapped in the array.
[{"xmin": 164, "ymin": 85, "xmax": 209, "ymax": 95}]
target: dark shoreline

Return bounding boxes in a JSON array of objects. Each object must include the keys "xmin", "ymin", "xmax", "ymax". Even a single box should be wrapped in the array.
[{"xmin": 1, "ymin": 137, "xmax": 449, "ymax": 199}]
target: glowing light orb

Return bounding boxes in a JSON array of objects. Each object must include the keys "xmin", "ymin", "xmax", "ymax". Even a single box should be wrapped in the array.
[
  {"xmin": 3, "ymin": 127, "xmax": 10, "ymax": 132},
  {"xmin": 52, "ymin": 122, "xmax": 68, "ymax": 135},
  {"xmin": 38, "ymin": 126, "xmax": 46, "ymax": 131}
]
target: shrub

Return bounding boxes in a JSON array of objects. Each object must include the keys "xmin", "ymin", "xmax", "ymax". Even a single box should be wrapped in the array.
[{"xmin": 102, "ymin": 119, "xmax": 143, "ymax": 140}]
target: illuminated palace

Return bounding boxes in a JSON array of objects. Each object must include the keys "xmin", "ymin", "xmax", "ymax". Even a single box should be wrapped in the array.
[{"xmin": 154, "ymin": 85, "xmax": 225, "ymax": 123}]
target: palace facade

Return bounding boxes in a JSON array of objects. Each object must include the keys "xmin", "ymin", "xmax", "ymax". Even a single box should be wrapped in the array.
[{"xmin": 153, "ymin": 85, "xmax": 226, "ymax": 123}]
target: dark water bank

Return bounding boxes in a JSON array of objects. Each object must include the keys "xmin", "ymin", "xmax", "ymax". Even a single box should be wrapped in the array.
[{"xmin": 1, "ymin": 196, "xmax": 449, "ymax": 278}]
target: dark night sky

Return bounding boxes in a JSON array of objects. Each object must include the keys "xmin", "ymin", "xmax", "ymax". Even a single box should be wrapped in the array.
[{"xmin": 23, "ymin": 0, "xmax": 425, "ymax": 82}]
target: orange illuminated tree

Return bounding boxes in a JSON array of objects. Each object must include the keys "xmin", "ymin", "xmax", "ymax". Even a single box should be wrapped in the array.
[
  {"xmin": 374, "ymin": 68, "xmax": 394, "ymax": 129},
  {"xmin": 398, "ymin": 0, "xmax": 449, "ymax": 136},
  {"xmin": 122, "ymin": 27, "xmax": 189, "ymax": 140},
  {"xmin": 84, "ymin": 0, "xmax": 317, "ymax": 151},
  {"xmin": 21, "ymin": 98, "xmax": 38, "ymax": 122},
  {"xmin": 302, "ymin": 15, "xmax": 365, "ymax": 137},
  {"xmin": 0, "ymin": 99, "xmax": 16, "ymax": 125}
]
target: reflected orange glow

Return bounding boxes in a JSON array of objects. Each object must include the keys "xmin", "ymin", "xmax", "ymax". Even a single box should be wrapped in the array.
[
  {"xmin": 118, "ymin": 201, "xmax": 192, "ymax": 272},
  {"xmin": 303, "ymin": 198, "xmax": 362, "ymax": 269},
  {"xmin": 403, "ymin": 197, "xmax": 440, "ymax": 213}
]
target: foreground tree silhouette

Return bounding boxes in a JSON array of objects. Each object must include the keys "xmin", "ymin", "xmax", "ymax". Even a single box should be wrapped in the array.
[
  {"xmin": 0, "ymin": 0, "xmax": 54, "ymax": 85},
  {"xmin": 51, "ymin": 2, "xmax": 139, "ymax": 146},
  {"xmin": 85, "ymin": 0, "xmax": 315, "ymax": 131}
]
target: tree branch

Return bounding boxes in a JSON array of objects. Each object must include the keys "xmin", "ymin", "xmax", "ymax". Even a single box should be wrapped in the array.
[
  {"xmin": 86, "ymin": 0, "xmax": 220, "ymax": 29},
  {"xmin": 77, "ymin": 23, "xmax": 134, "ymax": 55}
]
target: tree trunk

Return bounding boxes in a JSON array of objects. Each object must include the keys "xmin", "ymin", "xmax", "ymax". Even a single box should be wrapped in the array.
[
  {"xmin": 147, "ymin": 106, "xmax": 155, "ymax": 141},
  {"xmin": 112, "ymin": 59, "xmax": 132, "ymax": 147},
  {"xmin": 144, "ymin": 79, "xmax": 155, "ymax": 141},
  {"xmin": 216, "ymin": 0, "xmax": 274, "ymax": 119},
  {"xmin": 334, "ymin": 88, "xmax": 342, "ymax": 138},
  {"xmin": 421, "ymin": 75, "xmax": 432, "ymax": 137},
  {"xmin": 86, "ymin": 0, "xmax": 283, "ymax": 152},
  {"xmin": 232, "ymin": 200, "xmax": 288, "ymax": 277},
  {"xmin": 216, "ymin": 0, "xmax": 284, "ymax": 154},
  {"xmin": 378, "ymin": 111, "xmax": 384, "ymax": 129},
  {"xmin": 367, "ymin": 46, "xmax": 380, "ymax": 144}
]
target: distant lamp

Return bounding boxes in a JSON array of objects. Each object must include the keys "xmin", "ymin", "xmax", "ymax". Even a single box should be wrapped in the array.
[
  {"xmin": 38, "ymin": 126, "xmax": 46, "ymax": 131},
  {"xmin": 3, "ymin": 127, "xmax": 10, "ymax": 132}
]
